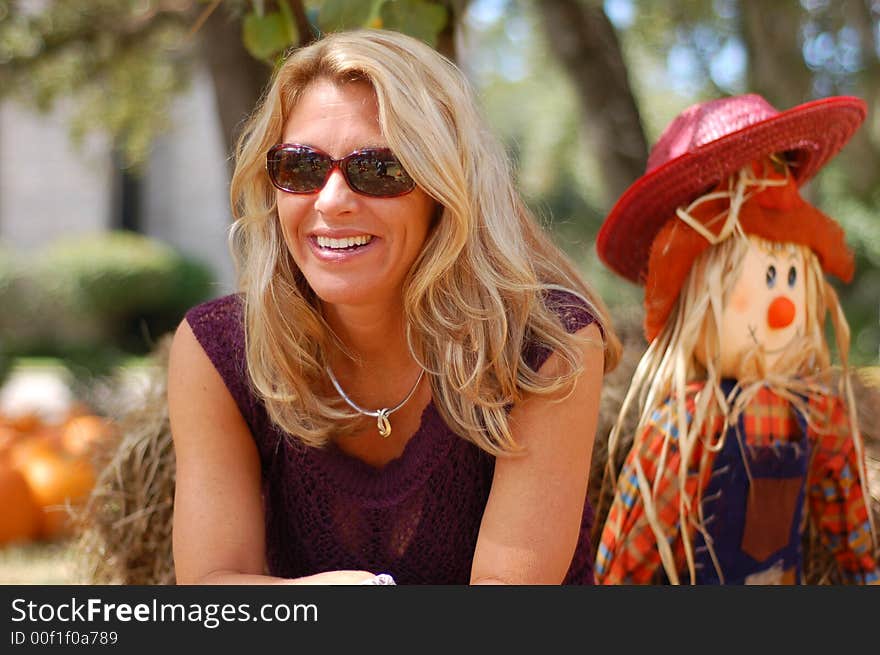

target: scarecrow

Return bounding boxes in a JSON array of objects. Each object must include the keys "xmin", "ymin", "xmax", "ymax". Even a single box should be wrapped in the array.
[{"xmin": 593, "ymin": 94, "xmax": 879, "ymax": 585}]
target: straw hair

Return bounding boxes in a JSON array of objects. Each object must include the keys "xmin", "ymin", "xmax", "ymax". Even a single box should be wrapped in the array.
[{"xmin": 227, "ymin": 29, "xmax": 620, "ymax": 454}]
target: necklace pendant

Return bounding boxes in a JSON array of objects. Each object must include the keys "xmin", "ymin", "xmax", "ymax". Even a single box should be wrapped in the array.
[
  {"xmin": 377, "ymin": 409, "xmax": 392, "ymax": 438},
  {"xmin": 326, "ymin": 365, "xmax": 424, "ymax": 440}
]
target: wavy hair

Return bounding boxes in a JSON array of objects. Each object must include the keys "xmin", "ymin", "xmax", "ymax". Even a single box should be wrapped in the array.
[{"xmin": 228, "ymin": 29, "xmax": 620, "ymax": 454}]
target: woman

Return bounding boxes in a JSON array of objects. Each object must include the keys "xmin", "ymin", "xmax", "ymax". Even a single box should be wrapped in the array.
[{"xmin": 168, "ymin": 29, "xmax": 619, "ymax": 585}]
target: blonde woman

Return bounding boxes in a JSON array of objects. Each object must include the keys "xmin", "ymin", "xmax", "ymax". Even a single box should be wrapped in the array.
[
  {"xmin": 593, "ymin": 94, "xmax": 879, "ymax": 585},
  {"xmin": 168, "ymin": 29, "xmax": 620, "ymax": 585}
]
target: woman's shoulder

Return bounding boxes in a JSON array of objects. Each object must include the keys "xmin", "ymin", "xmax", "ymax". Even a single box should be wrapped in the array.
[
  {"xmin": 185, "ymin": 293, "xmax": 244, "ymax": 332},
  {"xmin": 522, "ymin": 288, "xmax": 598, "ymax": 372},
  {"xmin": 540, "ymin": 288, "xmax": 597, "ymax": 334},
  {"xmin": 179, "ymin": 293, "xmax": 261, "ymax": 432},
  {"xmin": 182, "ymin": 293, "xmax": 248, "ymax": 391}
]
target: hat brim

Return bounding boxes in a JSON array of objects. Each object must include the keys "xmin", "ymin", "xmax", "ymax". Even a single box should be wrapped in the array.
[{"xmin": 596, "ymin": 96, "xmax": 866, "ymax": 284}]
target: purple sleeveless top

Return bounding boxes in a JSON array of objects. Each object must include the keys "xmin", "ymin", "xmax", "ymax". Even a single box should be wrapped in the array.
[{"xmin": 185, "ymin": 290, "xmax": 597, "ymax": 584}]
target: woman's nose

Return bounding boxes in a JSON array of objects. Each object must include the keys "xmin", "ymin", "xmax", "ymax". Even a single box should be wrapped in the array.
[
  {"xmin": 314, "ymin": 168, "xmax": 356, "ymax": 215},
  {"xmin": 767, "ymin": 296, "xmax": 796, "ymax": 329}
]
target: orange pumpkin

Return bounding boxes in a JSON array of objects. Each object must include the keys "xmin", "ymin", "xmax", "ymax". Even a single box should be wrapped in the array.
[
  {"xmin": 65, "ymin": 402, "xmax": 94, "ymax": 419},
  {"xmin": 0, "ymin": 425, "xmax": 18, "ymax": 457},
  {"xmin": 8, "ymin": 433, "xmax": 59, "ymax": 472},
  {"xmin": 7, "ymin": 411, "xmax": 44, "ymax": 435},
  {"xmin": 0, "ymin": 462, "xmax": 42, "ymax": 545},
  {"xmin": 17, "ymin": 448, "xmax": 95, "ymax": 540},
  {"xmin": 61, "ymin": 415, "xmax": 113, "ymax": 457}
]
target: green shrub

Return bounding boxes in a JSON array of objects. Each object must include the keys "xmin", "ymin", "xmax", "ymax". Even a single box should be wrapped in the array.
[
  {"xmin": 0, "ymin": 246, "xmax": 31, "ymax": 384},
  {"xmin": 1, "ymin": 231, "xmax": 216, "ymax": 375}
]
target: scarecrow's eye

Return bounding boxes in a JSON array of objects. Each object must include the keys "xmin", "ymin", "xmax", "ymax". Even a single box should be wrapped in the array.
[
  {"xmin": 787, "ymin": 266, "xmax": 797, "ymax": 288},
  {"xmin": 766, "ymin": 265, "xmax": 777, "ymax": 288}
]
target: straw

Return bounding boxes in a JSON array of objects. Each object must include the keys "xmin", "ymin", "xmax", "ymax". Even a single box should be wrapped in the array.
[{"xmin": 70, "ymin": 335, "xmax": 176, "ymax": 585}]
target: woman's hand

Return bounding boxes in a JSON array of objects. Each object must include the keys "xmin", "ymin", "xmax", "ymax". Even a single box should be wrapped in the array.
[
  {"xmin": 192, "ymin": 569, "xmax": 383, "ymax": 585},
  {"xmin": 289, "ymin": 570, "xmax": 382, "ymax": 585}
]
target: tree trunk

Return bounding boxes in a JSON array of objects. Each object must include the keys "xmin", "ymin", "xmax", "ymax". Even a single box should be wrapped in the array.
[
  {"xmin": 834, "ymin": 0, "xmax": 880, "ymax": 201},
  {"xmin": 535, "ymin": 0, "xmax": 649, "ymax": 207},
  {"xmin": 436, "ymin": 0, "xmax": 470, "ymax": 62},
  {"xmin": 739, "ymin": 0, "xmax": 812, "ymax": 109},
  {"xmin": 198, "ymin": 6, "xmax": 274, "ymax": 167},
  {"xmin": 739, "ymin": 0, "xmax": 815, "ymax": 201}
]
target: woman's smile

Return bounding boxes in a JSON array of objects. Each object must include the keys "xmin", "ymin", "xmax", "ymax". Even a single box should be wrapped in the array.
[{"xmin": 308, "ymin": 232, "xmax": 378, "ymax": 262}]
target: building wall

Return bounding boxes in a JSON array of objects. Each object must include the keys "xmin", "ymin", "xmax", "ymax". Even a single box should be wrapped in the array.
[
  {"xmin": 0, "ymin": 62, "xmax": 235, "ymax": 296},
  {"xmin": 0, "ymin": 101, "xmax": 113, "ymax": 247},
  {"xmin": 142, "ymin": 63, "xmax": 236, "ymax": 295}
]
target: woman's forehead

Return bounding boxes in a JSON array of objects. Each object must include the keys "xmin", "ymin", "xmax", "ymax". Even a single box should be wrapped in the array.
[{"xmin": 281, "ymin": 79, "xmax": 384, "ymax": 148}]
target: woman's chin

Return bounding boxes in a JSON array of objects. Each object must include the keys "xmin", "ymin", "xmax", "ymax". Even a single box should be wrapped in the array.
[
  {"xmin": 307, "ymin": 278, "xmax": 387, "ymax": 309},
  {"xmin": 311, "ymin": 286, "xmax": 370, "ymax": 307}
]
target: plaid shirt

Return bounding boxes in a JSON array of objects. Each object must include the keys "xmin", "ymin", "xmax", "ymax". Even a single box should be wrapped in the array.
[{"xmin": 595, "ymin": 382, "xmax": 879, "ymax": 585}]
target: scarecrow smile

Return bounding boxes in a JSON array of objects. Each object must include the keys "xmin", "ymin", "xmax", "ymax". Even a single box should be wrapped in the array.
[{"xmin": 747, "ymin": 324, "xmax": 801, "ymax": 354}]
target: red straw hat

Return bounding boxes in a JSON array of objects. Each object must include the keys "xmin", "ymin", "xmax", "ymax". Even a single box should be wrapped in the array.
[{"xmin": 596, "ymin": 94, "xmax": 866, "ymax": 284}]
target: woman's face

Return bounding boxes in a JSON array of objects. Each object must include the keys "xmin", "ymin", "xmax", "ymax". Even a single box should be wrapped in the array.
[
  {"xmin": 275, "ymin": 79, "xmax": 436, "ymax": 309},
  {"xmin": 714, "ymin": 236, "xmax": 808, "ymax": 376}
]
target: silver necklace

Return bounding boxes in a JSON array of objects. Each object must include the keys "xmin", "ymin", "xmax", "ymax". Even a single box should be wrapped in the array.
[{"xmin": 326, "ymin": 366, "xmax": 425, "ymax": 438}]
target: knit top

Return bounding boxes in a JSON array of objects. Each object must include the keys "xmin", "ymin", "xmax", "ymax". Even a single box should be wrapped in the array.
[{"xmin": 185, "ymin": 290, "xmax": 598, "ymax": 584}]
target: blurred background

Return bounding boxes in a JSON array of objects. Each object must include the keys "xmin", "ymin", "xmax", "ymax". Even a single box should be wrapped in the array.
[{"xmin": 0, "ymin": 0, "xmax": 878, "ymax": 581}]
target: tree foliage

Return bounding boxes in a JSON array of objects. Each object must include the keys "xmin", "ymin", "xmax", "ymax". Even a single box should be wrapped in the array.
[
  {"xmin": 0, "ymin": 0, "xmax": 193, "ymax": 166},
  {"xmin": 0, "ymin": 0, "xmax": 457, "ymax": 166},
  {"xmin": 2, "ymin": 0, "xmax": 878, "ymax": 362}
]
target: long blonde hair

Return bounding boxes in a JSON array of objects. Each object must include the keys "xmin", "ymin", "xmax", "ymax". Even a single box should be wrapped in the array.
[
  {"xmin": 228, "ymin": 29, "xmax": 620, "ymax": 453},
  {"xmin": 602, "ymin": 168, "xmax": 874, "ymax": 582}
]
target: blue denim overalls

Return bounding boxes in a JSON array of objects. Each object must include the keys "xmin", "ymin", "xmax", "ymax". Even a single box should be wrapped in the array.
[{"xmin": 691, "ymin": 380, "xmax": 810, "ymax": 584}]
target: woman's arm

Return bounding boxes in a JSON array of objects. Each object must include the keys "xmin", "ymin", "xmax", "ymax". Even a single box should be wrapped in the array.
[
  {"xmin": 168, "ymin": 318, "xmax": 375, "ymax": 585},
  {"xmin": 469, "ymin": 322, "xmax": 604, "ymax": 585}
]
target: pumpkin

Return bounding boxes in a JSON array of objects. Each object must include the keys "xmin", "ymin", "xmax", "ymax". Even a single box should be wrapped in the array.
[
  {"xmin": 0, "ymin": 462, "xmax": 42, "ymax": 545},
  {"xmin": 61, "ymin": 414, "xmax": 113, "ymax": 457},
  {"xmin": 7, "ymin": 411, "xmax": 44, "ymax": 435},
  {"xmin": 0, "ymin": 425, "xmax": 18, "ymax": 457},
  {"xmin": 8, "ymin": 432, "xmax": 60, "ymax": 472},
  {"xmin": 16, "ymin": 447, "xmax": 95, "ymax": 540}
]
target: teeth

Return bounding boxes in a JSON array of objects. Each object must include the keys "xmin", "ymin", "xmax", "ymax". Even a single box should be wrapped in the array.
[{"xmin": 316, "ymin": 235, "xmax": 373, "ymax": 249}]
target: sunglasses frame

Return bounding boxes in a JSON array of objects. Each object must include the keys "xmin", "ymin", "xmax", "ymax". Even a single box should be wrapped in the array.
[{"xmin": 266, "ymin": 143, "xmax": 416, "ymax": 198}]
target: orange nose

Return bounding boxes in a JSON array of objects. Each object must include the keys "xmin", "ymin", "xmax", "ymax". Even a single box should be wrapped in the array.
[{"xmin": 767, "ymin": 296, "xmax": 796, "ymax": 329}]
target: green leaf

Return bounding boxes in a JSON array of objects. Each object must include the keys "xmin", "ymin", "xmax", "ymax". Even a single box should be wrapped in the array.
[
  {"xmin": 278, "ymin": 0, "xmax": 299, "ymax": 43},
  {"xmin": 242, "ymin": 10, "xmax": 294, "ymax": 61},
  {"xmin": 380, "ymin": 0, "xmax": 448, "ymax": 47},
  {"xmin": 317, "ymin": 0, "xmax": 382, "ymax": 33}
]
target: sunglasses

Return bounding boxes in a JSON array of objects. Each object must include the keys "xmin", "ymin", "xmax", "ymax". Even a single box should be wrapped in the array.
[{"xmin": 266, "ymin": 143, "xmax": 416, "ymax": 197}]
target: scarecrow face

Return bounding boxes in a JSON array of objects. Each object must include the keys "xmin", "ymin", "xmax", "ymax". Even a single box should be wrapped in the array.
[{"xmin": 717, "ymin": 236, "xmax": 807, "ymax": 377}]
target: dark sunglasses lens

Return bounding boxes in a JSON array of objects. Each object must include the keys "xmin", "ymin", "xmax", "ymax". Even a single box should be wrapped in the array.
[
  {"xmin": 269, "ymin": 147, "xmax": 331, "ymax": 192},
  {"xmin": 344, "ymin": 150, "xmax": 415, "ymax": 196}
]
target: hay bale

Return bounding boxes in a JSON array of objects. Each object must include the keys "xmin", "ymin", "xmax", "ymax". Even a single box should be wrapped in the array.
[
  {"xmin": 854, "ymin": 370, "xmax": 880, "ymax": 547},
  {"xmin": 71, "ymin": 334, "xmax": 176, "ymax": 584},
  {"xmin": 588, "ymin": 307, "xmax": 646, "ymax": 546}
]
